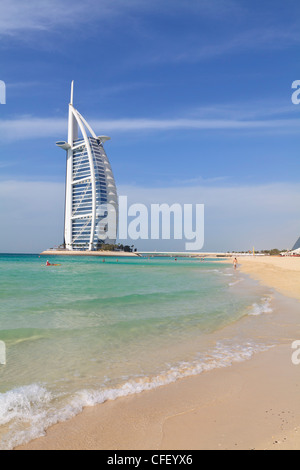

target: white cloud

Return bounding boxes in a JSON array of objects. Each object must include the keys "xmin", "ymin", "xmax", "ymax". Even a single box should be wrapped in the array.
[
  {"xmin": 0, "ymin": 116, "xmax": 66, "ymax": 140},
  {"xmin": 1, "ymin": 0, "xmax": 300, "ymax": 71},
  {"xmin": 0, "ymin": 0, "xmax": 108, "ymax": 36},
  {"xmin": 91, "ymin": 117, "xmax": 300, "ymax": 132},
  {"xmin": 151, "ymin": 27, "xmax": 300, "ymax": 64},
  {"xmin": 0, "ymin": 0, "xmax": 243, "ymax": 37},
  {"xmin": 0, "ymin": 114, "xmax": 299, "ymax": 142},
  {"xmin": 0, "ymin": 180, "xmax": 64, "ymax": 253},
  {"xmin": 187, "ymin": 101, "xmax": 300, "ymax": 121}
]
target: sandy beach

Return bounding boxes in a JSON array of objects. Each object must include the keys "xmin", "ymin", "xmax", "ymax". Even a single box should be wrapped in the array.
[
  {"xmin": 239, "ymin": 256, "xmax": 300, "ymax": 302},
  {"xmin": 16, "ymin": 256, "xmax": 300, "ymax": 451}
]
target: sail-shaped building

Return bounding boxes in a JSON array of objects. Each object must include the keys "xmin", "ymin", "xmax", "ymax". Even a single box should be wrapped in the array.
[
  {"xmin": 56, "ymin": 82, "xmax": 118, "ymax": 251},
  {"xmin": 292, "ymin": 237, "xmax": 300, "ymax": 251}
]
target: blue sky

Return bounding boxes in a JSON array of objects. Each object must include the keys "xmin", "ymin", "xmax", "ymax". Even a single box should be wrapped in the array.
[{"xmin": 0, "ymin": 0, "xmax": 300, "ymax": 253}]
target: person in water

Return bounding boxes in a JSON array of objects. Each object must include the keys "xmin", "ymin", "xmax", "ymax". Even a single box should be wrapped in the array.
[{"xmin": 46, "ymin": 260, "xmax": 51, "ymax": 266}]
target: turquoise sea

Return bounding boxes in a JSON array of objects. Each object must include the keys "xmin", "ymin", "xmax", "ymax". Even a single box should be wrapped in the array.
[{"xmin": 0, "ymin": 254, "xmax": 292, "ymax": 449}]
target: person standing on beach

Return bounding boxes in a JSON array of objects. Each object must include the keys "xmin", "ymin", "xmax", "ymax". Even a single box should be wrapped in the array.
[{"xmin": 233, "ymin": 258, "xmax": 238, "ymax": 270}]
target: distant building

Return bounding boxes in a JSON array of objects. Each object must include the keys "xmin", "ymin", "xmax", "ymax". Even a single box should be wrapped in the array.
[
  {"xmin": 56, "ymin": 82, "xmax": 118, "ymax": 251},
  {"xmin": 292, "ymin": 237, "xmax": 300, "ymax": 251}
]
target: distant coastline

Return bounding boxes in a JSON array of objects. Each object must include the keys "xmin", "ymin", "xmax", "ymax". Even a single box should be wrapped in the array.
[
  {"xmin": 40, "ymin": 250, "xmax": 232, "ymax": 258},
  {"xmin": 40, "ymin": 249, "xmax": 140, "ymax": 257}
]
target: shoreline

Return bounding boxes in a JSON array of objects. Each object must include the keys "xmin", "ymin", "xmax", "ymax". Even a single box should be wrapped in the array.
[
  {"xmin": 16, "ymin": 345, "xmax": 300, "ymax": 450},
  {"xmin": 40, "ymin": 250, "xmax": 139, "ymax": 257},
  {"xmin": 40, "ymin": 250, "xmax": 230, "ymax": 258},
  {"xmin": 16, "ymin": 257, "xmax": 300, "ymax": 450}
]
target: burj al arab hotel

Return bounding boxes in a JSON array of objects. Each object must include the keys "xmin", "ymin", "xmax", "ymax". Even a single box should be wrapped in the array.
[{"xmin": 56, "ymin": 82, "xmax": 118, "ymax": 251}]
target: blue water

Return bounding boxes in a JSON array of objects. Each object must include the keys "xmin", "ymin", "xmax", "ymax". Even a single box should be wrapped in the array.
[{"xmin": 0, "ymin": 254, "xmax": 277, "ymax": 449}]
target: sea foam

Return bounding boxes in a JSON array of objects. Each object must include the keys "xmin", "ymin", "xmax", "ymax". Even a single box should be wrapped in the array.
[
  {"xmin": 248, "ymin": 296, "xmax": 273, "ymax": 316},
  {"xmin": 0, "ymin": 340, "xmax": 272, "ymax": 450}
]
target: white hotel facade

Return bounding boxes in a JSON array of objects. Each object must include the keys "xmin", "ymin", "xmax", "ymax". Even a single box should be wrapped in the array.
[{"xmin": 56, "ymin": 82, "xmax": 118, "ymax": 251}]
